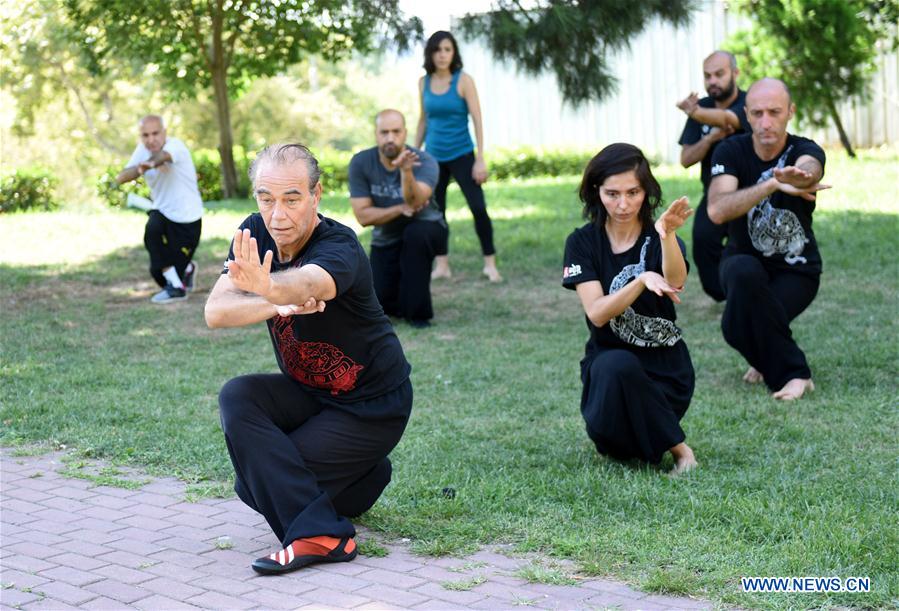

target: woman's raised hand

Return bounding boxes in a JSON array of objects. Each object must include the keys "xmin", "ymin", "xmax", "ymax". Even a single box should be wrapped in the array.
[{"xmin": 654, "ymin": 196, "xmax": 692, "ymax": 239}]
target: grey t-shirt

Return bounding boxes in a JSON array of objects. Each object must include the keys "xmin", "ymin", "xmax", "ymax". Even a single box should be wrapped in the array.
[{"xmin": 348, "ymin": 146, "xmax": 444, "ymax": 247}]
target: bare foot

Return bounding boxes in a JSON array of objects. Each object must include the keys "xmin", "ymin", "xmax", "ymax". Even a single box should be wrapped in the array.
[
  {"xmin": 482, "ymin": 255, "xmax": 502, "ymax": 283},
  {"xmin": 431, "ymin": 256, "xmax": 452, "ymax": 280},
  {"xmin": 772, "ymin": 378, "xmax": 815, "ymax": 401},
  {"xmin": 669, "ymin": 442, "xmax": 698, "ymax": 476},
  {"xmin": 743, "ymin": 366, "xmax": 764, "ymax": 384},
  {"xmin": 482, "ymin": 267, "xmax": 503, "ymax": 283}
]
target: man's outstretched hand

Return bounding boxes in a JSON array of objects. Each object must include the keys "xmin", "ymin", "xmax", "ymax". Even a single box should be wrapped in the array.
[
  {"xmin": 773, "ymin": 166, "xmax": 831, "ymax": 201},
  {"xmin": 227, "ymin": 228, "xmax": 274, "ymax": 296}
]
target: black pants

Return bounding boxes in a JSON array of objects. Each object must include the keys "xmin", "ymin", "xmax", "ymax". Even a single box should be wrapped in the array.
[
  {"xmin": 434, "ymin": 152, "xmax": 496, "ymax": 256},
  {"xmin": 144, "ymin": 210, "xmax": 201, "ymax": 288},
  {"xmin": 370, "ymin": 220, "xmax": 447, "ymax": 322},
  {"xmin": 719, "ymin": 254, "xmax": 819, "ymax": 391},
  {"xmin": 218, "ymin": 374, "xmax": 410, "ymax": 546},
  {"xmin": 692, "ymin": 197, "xmax": 728, "ymax": 302},
  {"xmin": 581, "ymin": 345, "xmax": 694, "ymax": 465}
]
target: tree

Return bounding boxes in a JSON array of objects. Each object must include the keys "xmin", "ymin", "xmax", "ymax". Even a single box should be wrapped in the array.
[
  {"xmin": 0, "ymin": 0, "xmax": 139, "ymax": 156},
  {"xmin": 64, "ymin": 0, "xmax": 422, "ymax": 198},
  {"xmin": 726, "ymin": 0, "xmax": 897, "ymax": 158},
  {"xmin": 458, "ymin": 0, "xmax": 695, "ymax": 106}
]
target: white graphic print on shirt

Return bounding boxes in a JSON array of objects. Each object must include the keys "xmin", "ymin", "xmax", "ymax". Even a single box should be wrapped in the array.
[
  {"xmin": 608, "ymin": 237, "xmax": 682, "ymax": 348},
  {"xmin": 747, "ymin": 145, "xmax": 809, "ymax": 265}
]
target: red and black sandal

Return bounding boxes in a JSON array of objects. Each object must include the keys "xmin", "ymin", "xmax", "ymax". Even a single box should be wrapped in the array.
[{"xmin": 251, "ymin": 535, "xmax": 357, "ymax": 575}]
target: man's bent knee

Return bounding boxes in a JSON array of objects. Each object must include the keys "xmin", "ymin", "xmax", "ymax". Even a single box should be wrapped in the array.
[{"xmin": 218, "ymin": 376, "xmax": 259, "ymax": 429}]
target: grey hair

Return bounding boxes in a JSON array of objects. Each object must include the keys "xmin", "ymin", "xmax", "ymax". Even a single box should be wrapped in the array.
[
  {"xmin": 248, "ymin": 143, "xmax": 322, "ymax": 190},
  {"xmin": 139, "ymin": 114, "xmax": 165, "ymax": 129}
]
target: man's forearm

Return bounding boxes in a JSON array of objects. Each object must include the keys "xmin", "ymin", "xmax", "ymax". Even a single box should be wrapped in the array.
[
  {"xmin": 709, "ymin": 179, "xmax": 777, "ymax": 224},
  {"xmin": 681, "ymin": 140, "xmax": 712, "ymax": 168},
  {"xmin": 354, "ymin": 204, "xmax": 408, "ymax": 227},
  {"xmin": 264, "ymin": 268, "xmax": 321, "ymax": 307},
  {"xmin": 205, "ymin": 289, "xmax": 276, "ymax": 328},
  {"xmin": 116, "ymin": 166, "xmax": 141, "ymax": 184},
  {"xmin": 400, "ymin": 169, "xmax": 429, "ymax": 208},
  {"xmin": 689, "ymin": 107, "xmax": 739, "ymax": 130}
]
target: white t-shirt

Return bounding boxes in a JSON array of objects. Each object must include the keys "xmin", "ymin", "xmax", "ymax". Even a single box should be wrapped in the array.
[{"xmin": 127, "ymin": 137, "xmax": 203, "ymax": 223}]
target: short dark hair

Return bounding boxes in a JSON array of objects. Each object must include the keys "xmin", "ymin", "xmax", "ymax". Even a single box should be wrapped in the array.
[
  {"xmin": 578, "ymin": 143, "xmax": 662, "ymax": 228},
  {"xmin": 248, "ymin": 143, "xmax": 321, "ymax": 191},
  {"xmin": 423, "ymin": 31, "xmax": 463, "ymax": 74}
]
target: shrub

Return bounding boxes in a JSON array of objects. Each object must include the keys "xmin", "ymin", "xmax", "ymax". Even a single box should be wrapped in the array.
[
  {"xmin": 95, "ymin": 146, "xmax": 597, "ymax": 207},
  {"xmin": 96, "ymin": 167, "xmax": 151, "ymax": 209},
  {"xmin": 96, "ymin": 147, "xmax": 251, "ymax": 209},
  {"xmin": 317, "ymin": 150, "xmax": 354, "ymax": 194},
  {"xmin": 0, "ymin": 168, "xmax": 61, "ymax": 213},
  {"xmin": 490, "ymin": 148, "xmax": 594, "ymax": 181}
]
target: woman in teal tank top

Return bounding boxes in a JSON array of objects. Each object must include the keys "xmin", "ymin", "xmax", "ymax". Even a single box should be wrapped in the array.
[{"xmin": 415, "ymin": 31, "xmax": 501, "ymax": 282}]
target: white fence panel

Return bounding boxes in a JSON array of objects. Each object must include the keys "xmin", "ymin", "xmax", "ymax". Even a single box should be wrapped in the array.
[{"xmin": 455, "ymin": 2, "xmax": 898, "ymax": 162}]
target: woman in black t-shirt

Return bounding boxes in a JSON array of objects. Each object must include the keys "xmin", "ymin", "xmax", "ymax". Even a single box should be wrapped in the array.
[{"xmin": 562, "ymin": 143, "xmax": 698, "ymax": 475}]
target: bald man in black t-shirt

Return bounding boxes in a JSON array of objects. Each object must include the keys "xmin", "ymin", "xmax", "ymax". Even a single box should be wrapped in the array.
[
  {"xmin": 708, "ymin": 78, "xmax": 829, "ymax": 401},
  {"xmin": 205, "ymin": 143, "xmax": 412, "ymax": 575}
]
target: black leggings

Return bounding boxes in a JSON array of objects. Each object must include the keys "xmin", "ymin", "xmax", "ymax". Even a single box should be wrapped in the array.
[
  {"xmin": 719, "ymin": 255, "xmax": 819, "ymax": 391},
  {"xmin": 434, "ymin": 152, "xmax": 496, "ymax": 256},
  {"xmin": 144, "ymin": 210, "xmax": 201, "ymax": 288},
  {"xmin": 219, "ymin": 374, "xmax": 410, "ymax": 546}
]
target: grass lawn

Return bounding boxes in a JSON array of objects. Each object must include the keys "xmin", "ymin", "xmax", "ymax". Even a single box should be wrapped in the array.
[{"xmin": 1, "ymin": 150, "xmax": 897, "ymax": 609}]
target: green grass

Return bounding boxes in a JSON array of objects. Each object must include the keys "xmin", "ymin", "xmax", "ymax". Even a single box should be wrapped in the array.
[{"xmin": 1, "ymin": 150, "xmax": 897, "ymax": 609}]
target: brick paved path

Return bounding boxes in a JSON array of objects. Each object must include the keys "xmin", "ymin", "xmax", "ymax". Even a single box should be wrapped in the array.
[{"xmin": 1, "ymin": 448, "xmax": 713, "ymax": 610}]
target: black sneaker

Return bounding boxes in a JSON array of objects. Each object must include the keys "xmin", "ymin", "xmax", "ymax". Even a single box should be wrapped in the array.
[
  {"xmin": 408, "ymin": 318, "xmax": 431, "ymax": 329},
  {"xmin": 151, "ymin": 283, "xmax": 187, "ymax": 304},
  {"xmin": 183, "ymin": 262, "xmax": 196, "ymax": 292}
]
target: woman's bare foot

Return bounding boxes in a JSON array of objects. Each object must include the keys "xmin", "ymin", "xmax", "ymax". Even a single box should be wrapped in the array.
[
  {"xmin": 772, "ymin": 378, "xmax": 814, "ymax": 401},
  {"xmin": 669, "ymin": 442, "xmax": 698, "ymax": 476},
  {"xmin": 743, "ymin": 366, "xmax": 763, "ymax": 384},
  {"xmin": 482, "ymin": 255, "xmax": 502, "ymax": 282},
  {"xmin": 431, "ymin": 256, "xmax": 452, "ymax": 280}
]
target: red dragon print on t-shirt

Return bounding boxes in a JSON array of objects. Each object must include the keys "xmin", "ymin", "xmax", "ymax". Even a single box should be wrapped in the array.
[{"xmin": 271, "ymin": 316, "xmax": 363, "ymax": 395}]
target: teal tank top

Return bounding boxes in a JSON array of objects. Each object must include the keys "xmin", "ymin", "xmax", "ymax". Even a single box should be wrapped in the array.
[{"xmin": 423, "ymin": 71, "xmax": 474, "ymax": 162}]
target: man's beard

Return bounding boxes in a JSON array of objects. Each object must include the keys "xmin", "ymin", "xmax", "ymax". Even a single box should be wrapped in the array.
[
  {"xmin": 380, "ymin": 143, "xmax": 399, "ymax": 159},
  {"xmin": 708, "ymin": 78, "xmax": 736, "ymax": 102}
]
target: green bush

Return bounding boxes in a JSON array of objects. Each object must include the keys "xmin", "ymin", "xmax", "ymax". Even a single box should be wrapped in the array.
[
  {"xmin": 490, "ymin": 147, "xmax": 594, "ymax": 181},
  {"xmin": 96, "ymin": 147, "xmax": 251, "ymax": 209},
  {"xmin": 95, "ymin": 167, "xmax": 151, "ymax": 209},
  {"xmin": 0, "ymin": 168, "xmax": 61, "ymax": 213},
  {"xmin": 94, "ymin": 146, "xmax": 595, "ymax": 207},
  {"xmin": 317, "ymin": 150, "xmax": 354, "ymax": 194}
]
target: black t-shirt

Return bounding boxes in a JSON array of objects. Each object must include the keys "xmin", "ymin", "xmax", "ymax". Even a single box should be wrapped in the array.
[
  {"xmin": 678, "ymin": 90, "xmax": 751, "ymax": 197},
  {"xmin": 711, "ymin": 133, "xmax": 826, "ymax": 276},
  {"xmin": 224, "ymin": 214, "xmax": 411, "ymax": 408},
  {"xmin": 562, "ymin": 223, "xmax": 688, "ymax": 352}
]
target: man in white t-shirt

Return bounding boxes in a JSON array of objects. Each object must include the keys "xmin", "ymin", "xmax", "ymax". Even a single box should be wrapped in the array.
[{"xmin": 116, "ymin": 115, "xmax": 203, "ymax": 304}]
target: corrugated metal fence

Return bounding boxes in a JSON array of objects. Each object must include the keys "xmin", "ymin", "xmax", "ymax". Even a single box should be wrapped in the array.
[{"xmin": 457, "ymin": 2, "xmax": 898, "ymax": 162}]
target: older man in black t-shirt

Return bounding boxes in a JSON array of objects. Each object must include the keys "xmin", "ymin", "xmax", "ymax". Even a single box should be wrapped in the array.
[
  {"xmin": 205, "ymin": 143, "xmax": 412, "ymax": 575},
  {"xmin": 708, "ymin": 78, "xmax": 829, "ymax": 401},
  {"xmin": 677, "ymin": 50, "xmax": 751, "ymax": 302}
]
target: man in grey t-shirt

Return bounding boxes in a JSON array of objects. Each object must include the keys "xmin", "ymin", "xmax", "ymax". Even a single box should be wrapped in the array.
[{"xmin": 349, "ymin": 109, "xmax": 448, "ymax": 328}]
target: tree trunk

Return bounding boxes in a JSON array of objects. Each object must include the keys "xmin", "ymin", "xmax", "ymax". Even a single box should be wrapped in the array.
[
  {"xmin": 825, "ymin": 94, "xmax": 856, "ymax": 158},
  {"xmin": 212, "ymin": 68, "xmax": 239, "ymax": 199},
  {"xmin": 210, "ymin": 2, "xmax": 238, "ymax": 199}
]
